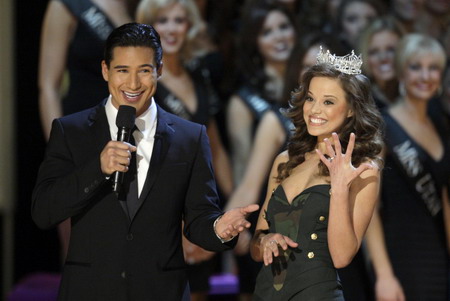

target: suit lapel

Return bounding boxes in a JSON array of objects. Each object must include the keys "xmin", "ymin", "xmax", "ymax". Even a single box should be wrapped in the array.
[
  {"xmin": 130, "ymin": 106, "xmax": 174, "ymax": 221},
  {"xmin": 88, "ymin": 102, "xmax": 111, "ymax": 156}
]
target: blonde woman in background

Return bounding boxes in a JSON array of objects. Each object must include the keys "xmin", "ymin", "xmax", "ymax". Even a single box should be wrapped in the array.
[{"xmin": 366, "ymin": 34, "xmax": 450, "ymax": 301}]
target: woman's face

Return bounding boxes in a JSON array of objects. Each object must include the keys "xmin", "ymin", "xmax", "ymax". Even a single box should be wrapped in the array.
[
  {"xmin": 392, "ymin": 0, "xmax": 424, "ymax": 21},
  {"xmin": 257, "ymin": 10, "xmax": 296, "ymax": 64},
  {"xmin": 341, "ymin": 2, "xmax": 377, "ymax": 46},
  {"xmin": 425, "ymin": 0, "xmax": 450, "ymax": 15},
  {"xmin": 153, "ymin": 3, "xmax": 189, "ymax": 56},
  {"xmin": 367, "ymin": 30, "xmax": 400, "ymax": 83},
  {"xmin": 402, "ymin": 54, "xmax": 442, "ymax": 101},
  {"xmin": 303, "ymin": 77, "xmax": 353, "ymax": 141}
]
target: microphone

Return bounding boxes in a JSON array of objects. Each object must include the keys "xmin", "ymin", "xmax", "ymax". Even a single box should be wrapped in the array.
[{"xmin": 113, "ymin": 105, "xmax": 136, "ymax": 193}]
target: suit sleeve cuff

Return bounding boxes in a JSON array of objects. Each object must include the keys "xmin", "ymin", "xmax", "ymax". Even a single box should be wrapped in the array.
[{"xmin": 213, "ymin": 215, "xmax": 235, "ymax": 243}]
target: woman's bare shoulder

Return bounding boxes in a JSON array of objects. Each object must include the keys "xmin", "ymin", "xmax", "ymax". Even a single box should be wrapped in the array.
[{"xmin": 273, "ymin": 150, "xmax": 289, "ymax": 166}]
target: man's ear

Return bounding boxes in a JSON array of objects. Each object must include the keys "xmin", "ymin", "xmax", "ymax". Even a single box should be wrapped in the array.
[
  {"xmin": 157, "ymin": 62, "xmax": 163, "ymax": 79},
  {"xmin": 101, "ymin": 60, "xmax": 109, "ymax": 81}
]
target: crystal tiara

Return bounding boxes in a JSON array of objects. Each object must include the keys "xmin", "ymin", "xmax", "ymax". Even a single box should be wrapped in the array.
[{"xmin": 316, "ymin": 46, "xmax": 362, "ymax": 75}]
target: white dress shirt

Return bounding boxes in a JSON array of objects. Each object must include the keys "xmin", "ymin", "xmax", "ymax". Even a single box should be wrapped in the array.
[
  {"xmin": 105, "ymin": 96, "xmax": 157, "ymax": 197},
  {"xmin": 105, "ymin": 97, "xmax": 230, "ymax": 242}
]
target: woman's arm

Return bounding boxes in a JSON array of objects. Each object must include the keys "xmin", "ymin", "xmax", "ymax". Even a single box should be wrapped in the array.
[
  {"xmin": 250, "ymin": 152, "xmax": 298, "ymax": 264},
  {"xmin": 363, "ymin": 146, "xmax": 405, "ymax": 301},
  {"xmin": 366, "ymin": 210, "xmax": 405, "ymax": 301},
  {"xmin": 38, "ymin": 0, "xmax": 76, "ymax": 140},
  {"xmin": 317, "ymin": 133, "xmax": 380, "ymax": 268},
  {"xmin": 328, "ymin": 165, "xmax": 380, "ymax": 267},
  {"xmin": 38, "ymin": 1, "xmax": 77, "ymax": 261},
  {"xmin": 226, "ymin": 95, "xmax": 254, "ymax": 184},
  {"xmin": 207, "ymin": 118, "xmax": 234, "ymax": 198},
  {"xmin": 226, "ymin": 111, "xmax": 286, "ymax": 255},
  {"xmin": 250, "ymin": 152, "xmax": 286, "ymax": 261},
  {"xmin": 225, "ymin": 111, "xmax": 286, "ymax": 210}
]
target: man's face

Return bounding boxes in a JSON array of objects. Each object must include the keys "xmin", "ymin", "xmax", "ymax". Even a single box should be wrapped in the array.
[{"xmin": 102, "ymin": 46, "xmax": 162, "ymax": 116}]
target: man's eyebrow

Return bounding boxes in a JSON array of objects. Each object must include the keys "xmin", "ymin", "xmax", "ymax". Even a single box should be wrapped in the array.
[
  {"xmin": 113, "ymin": 64, "xmax": 154, "ymax": 69},
  {"xmin": 140, "ymin": 64, "xmax": 155, "ymax": 68},
  {"xmin": 113, "ymin": 65, "xmax": 129, "ymax": 69}
]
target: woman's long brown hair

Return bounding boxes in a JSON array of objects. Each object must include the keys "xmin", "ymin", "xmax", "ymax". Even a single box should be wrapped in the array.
[{"xmin": 276, "ymin": 63, "xmax": 384, "ymax": 181}]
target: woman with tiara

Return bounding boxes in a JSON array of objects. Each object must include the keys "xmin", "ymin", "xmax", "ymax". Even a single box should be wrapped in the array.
[{"xmin": 250, "ymin": 47, "xmax": 383, "ymax": 300}]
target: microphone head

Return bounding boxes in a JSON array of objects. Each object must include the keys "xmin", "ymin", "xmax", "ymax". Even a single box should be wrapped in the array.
[{"xmin": 116, "ymin": 105, "xmax": 136, "ymax": 129}]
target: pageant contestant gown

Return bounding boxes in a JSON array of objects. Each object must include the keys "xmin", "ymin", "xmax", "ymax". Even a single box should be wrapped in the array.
[
  {"xmin": 380, "ymin": 108, "xmax": 450, "ymax": 301},
  {"xmin": 59, "ymin": 0, "xmax": 114, "ymax": 115},
  {"xmin": 253, "ymin": 184, "xmax": 344, "ymax": 301}
]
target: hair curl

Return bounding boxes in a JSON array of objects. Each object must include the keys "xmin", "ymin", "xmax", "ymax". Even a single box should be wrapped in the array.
[{"xmin": 276, "ymin": 63, "xmax": 384, "ymax": 181}]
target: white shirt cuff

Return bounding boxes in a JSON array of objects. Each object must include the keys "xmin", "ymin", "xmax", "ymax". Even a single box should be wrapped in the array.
[{"xmin": 213, "ymin": 215, "xmax": 235, "ymax": 243}]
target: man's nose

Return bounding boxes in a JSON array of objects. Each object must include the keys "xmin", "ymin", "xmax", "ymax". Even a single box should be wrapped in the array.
[{"xmin": 128, "ymin": 73, "xmax": 141, "ymax": 90}]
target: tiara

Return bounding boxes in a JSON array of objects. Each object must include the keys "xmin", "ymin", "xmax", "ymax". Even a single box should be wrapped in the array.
[{"xmin": 316, "ymin": 46, "xmax": 362, "ymax": 75}]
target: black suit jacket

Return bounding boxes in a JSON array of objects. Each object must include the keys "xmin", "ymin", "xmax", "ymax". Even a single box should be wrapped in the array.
[{"xmin": 32, "ymin": 102, "xmax": 233, "ymax": 300}]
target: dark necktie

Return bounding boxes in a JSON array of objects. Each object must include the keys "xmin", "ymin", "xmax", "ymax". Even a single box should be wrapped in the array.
[{"xmin": 119, "ymin": 127, "xmax": 139, "ymax": 220}]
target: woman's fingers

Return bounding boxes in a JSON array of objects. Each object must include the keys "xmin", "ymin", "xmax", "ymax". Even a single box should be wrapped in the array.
[
  {"xmin": 316, "ymin": 148, "xmax": 331, "ymax": 167},
  {"xmin": 262, "ymin": 235, "xmax": 299, "ymax": 266},
  {"xmin": 321, "ymin": 133, "xmax": 358, "ymax": 167},
  {"xmin": 263, "ymin": 238, "xmax": 278, "ymax": 265},
  {"xmin": 331, "ymin": 132, "xmax": 342, "ymax": 156},
  {"xmin": 345, "ymin": 132, "xmax": 356, "ymax": 159},
  {"xmin": 284, "ymin": 236, "xmax": 299, "ymax": 249},
  {"xmin": 354, "ymin": 162, "xmax": 374, "ymax": 176},
  {"xmin": 324, "ymin": 137, "xmax": 336, "ymax": 159}
]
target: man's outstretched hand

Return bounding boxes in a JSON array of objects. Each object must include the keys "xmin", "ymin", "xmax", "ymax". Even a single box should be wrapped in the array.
[{"xmin": 215, "ymin": 204, "xmax": 259, "ymax": 241}]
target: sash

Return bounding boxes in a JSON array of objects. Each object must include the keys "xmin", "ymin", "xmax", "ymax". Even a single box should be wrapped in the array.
[
  {"xmin": 154, "ymin": 67, "xmax": 215, "ymax": 125},
  {"xmin": 272, "ymin": 105, "xmax": 294, "ymax": 152},
  {"xmin": 384, "ymin": 113, "xmax": 442, "ymax": 216},
  {"xmin": 158, "ymin": 89, "xmax": 193, "ymax": 121},
  {"xmin": 61, "ymin": 0, "xmax": 115, "ymax": 41},
  {"xmin": 237, "ymin": 86, "xmax": 272, "ymax": 121},
  {"xmin": 80, "ymin": 6, "xmax": 114, "ymax": 40}
]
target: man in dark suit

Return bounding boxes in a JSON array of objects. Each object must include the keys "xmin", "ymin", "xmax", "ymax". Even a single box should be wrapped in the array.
[{"xmin": 32, "ymin": 23, "xmax": 258, "ymax": 301}]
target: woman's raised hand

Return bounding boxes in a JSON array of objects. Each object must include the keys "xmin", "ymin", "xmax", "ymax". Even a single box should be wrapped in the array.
[{"xmin": 316, "ymin": 132, "xmax": 376, "ymax": 189}]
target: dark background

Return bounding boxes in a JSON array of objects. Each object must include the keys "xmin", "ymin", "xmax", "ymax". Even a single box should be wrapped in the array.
[{"xmin": 12, "ymin": 0, "xmax": 61, "ymax": 289}]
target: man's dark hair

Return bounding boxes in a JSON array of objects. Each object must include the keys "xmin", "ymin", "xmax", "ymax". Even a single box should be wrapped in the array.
[{"xmin": 104, "ymin": 22, "xmax": 163, "ymax": 68}]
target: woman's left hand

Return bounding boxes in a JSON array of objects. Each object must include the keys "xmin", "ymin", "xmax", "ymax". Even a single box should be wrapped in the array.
[{"xmin": 316, "ymin": 132, "xmax": 376, "ymax": 189}]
